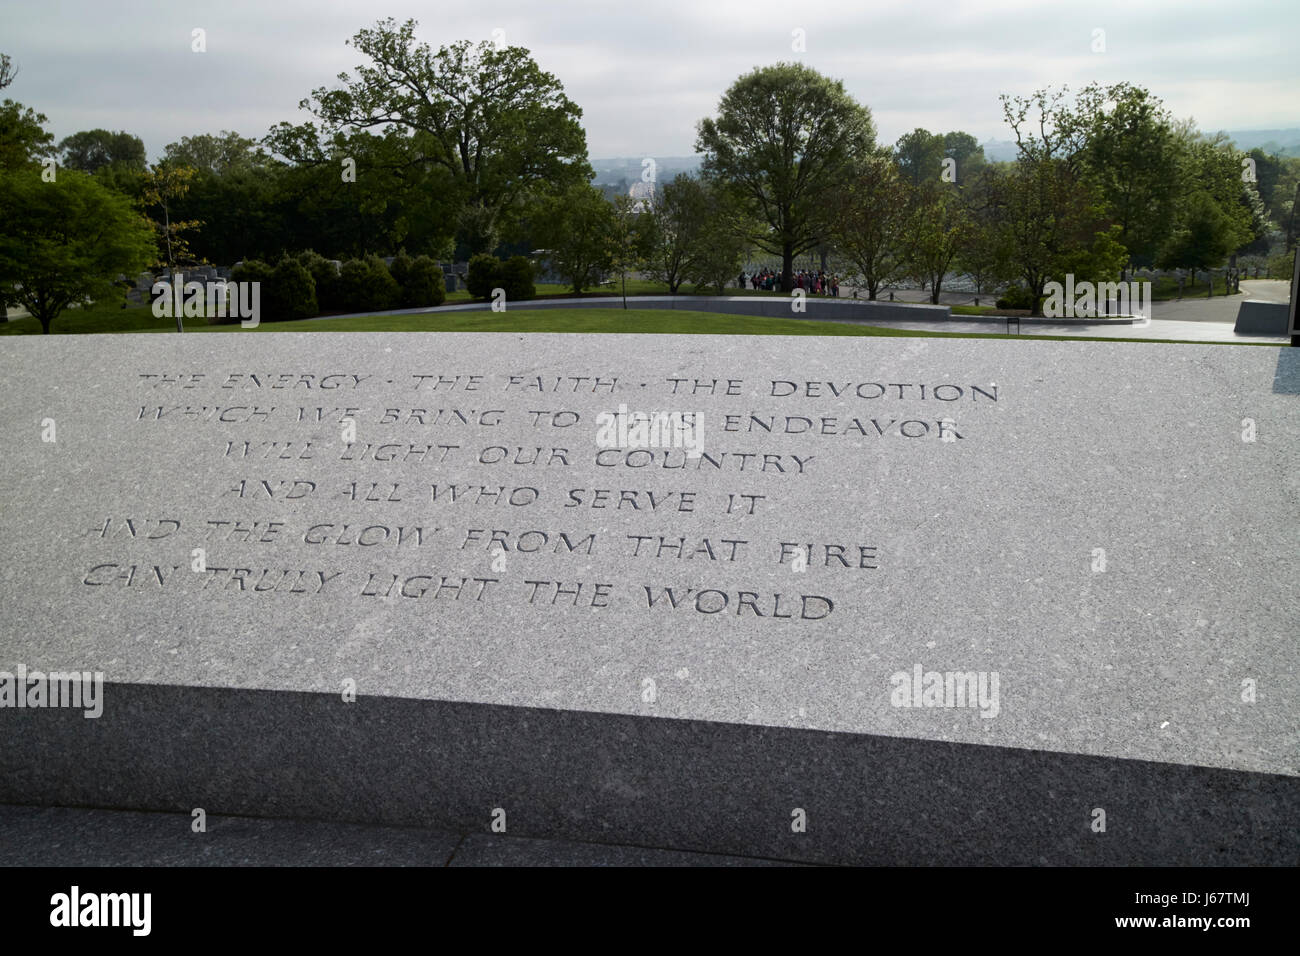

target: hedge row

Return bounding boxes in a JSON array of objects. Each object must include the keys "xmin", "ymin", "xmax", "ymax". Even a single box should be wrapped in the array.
[
  {"xmin": 224, "ymin": 251, "xmax": 448, "ymax": 322},
  {"xmin": 466, "ymin": 254, "xmax": 537, "ymax": 302}
]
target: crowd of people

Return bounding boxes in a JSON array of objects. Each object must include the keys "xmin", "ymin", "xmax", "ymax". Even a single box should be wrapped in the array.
[{"xmin": 740, "ymin": 268, "xmax": 840, "ymax": 296}]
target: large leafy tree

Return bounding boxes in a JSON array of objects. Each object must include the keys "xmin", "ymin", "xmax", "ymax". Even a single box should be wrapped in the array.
[
  {"xmin": 994, "ymin": 157, "xmax": 1110, "ymax": 315},
  {"xmin": 825, "ymin": 154, "xmax": 910, "ymax": 300},
  {"xmin": 696, "ymin": 62, "xmax": 875, "ymax": 291},
  {"xmin": 943, "ymin": 131, "xmax": 986, "ymax": 180},
  {"xmin": 58, "ymin": 129, "xmax": 147, "ymax": 175},
  {"xmin": 164, "ymin": 131, "xmax": 266, "ymax": 175},
  {"xmin": 641, "ymin": 173, "xmax": 707, "ymax": 294},
  {"xmin": 895, "ymin": 128, "xmax": 947, "ymax": 188},
  {"xmin": 683, "ymin": 182, "xmax": 754, "ymax": 294},
  {"xmin": 534, "ymin": 183, "xmax": 617, "ymax": 293},
  {"xmin": 0, "ymin": 99, "xmax": 54, "ymax": 171},
  {"xmin": 162, "ymin": 131, "xmax": 293, "ymax": 263},
  {"xmin": 1156, "ymin": 191, "xmax": 1238, "ymax": 281},
  {"xmin": 905, "ymin": 186, "xmax": 972, "ymax": 303},
  {"xmin": 0, "ymin": 169, "xmax": 155, "ymax": 332},
  {"xmin": 955, "ymin": 164, "xmax": 1013, "ymax": 297},
  {"xmin": 1074, "ymin": 83, "xmax": 1181, "ymax": 267},
  {"xmin": 264, "ymin": 121, "xmax": 458, "ymax": 260},
  {"xmin": 302, "ymin": 19, "xmax": 591, "ymax": 254}
]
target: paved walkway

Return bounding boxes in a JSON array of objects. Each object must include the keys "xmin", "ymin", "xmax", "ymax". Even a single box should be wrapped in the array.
[{"xmin": 415, "ymin": 290, "xmax": 1292, "ymax": 344}]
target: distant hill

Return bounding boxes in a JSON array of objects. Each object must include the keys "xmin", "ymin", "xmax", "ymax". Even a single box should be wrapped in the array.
[{"xmin": 1223, "ymin": 129, "xmax": 1300, "ymax": 157}]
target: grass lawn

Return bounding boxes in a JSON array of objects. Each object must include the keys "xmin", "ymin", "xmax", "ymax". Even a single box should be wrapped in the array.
[
  {"xmin": 1149, "ymin": 273, "xmax": 1240, "ymax": 300},
  {"xmin": 100, "ymin": 307, "xmax": 1270, "ymax": 344},
  {"xmin": 1, "ymin": 298, "xmax": 1274, "ymax": 345}
]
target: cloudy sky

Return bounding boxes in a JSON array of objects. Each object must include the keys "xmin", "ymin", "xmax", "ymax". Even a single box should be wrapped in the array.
[{"xmin": 3, "ymin": 0, "xmax": 1297, "ymax": 161}]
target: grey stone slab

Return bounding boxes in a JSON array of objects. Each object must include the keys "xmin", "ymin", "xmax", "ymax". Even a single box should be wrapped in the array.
[
  {"xmin": 0, "ymin": 333, "xmax": 1297, "ymax": 864},
  {"xmin": 0, "ymin": 803, "xmax": 461, "ymax": 866},
  {"xmin": 1234, "ymin": 299, "xmax": 1290, "ymax": 334},
  {"xmin": 449, "ymin": 833, "xmax": 800, "ymax": 866}
]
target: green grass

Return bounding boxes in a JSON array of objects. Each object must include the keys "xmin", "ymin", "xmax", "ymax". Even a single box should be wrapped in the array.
[
  {"xmin": 1149, "ymin": 273, "xmax": 1240, "ymax": 300},
  {"xmin": 4, "ymin": 295, "xmax": 1278, "ymax": 346},
  {"xmin": 0, "ymin": 300, "xmax": 176, "ymax": 335},
  {"xmin": 143, "ymin": 308, "xmax": 917, "ymax": 336},
  {"xmin": 109, "ymin": 307, "xmax": 1275, "ymax": 344}
]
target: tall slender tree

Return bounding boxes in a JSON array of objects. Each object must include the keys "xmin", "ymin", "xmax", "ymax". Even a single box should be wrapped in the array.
[{"xmin": 696, "ymin": 62, "xmax": 874, "ymax": 291}]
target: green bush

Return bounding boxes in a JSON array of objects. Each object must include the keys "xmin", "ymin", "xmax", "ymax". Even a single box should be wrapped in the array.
[
  {"xmin": 297, "ymin": 250, "xmax": 342, "ymax": 312},
  {"xmin": 466, "ymin": 253, "xmax": 502, "ymax": 299},
  {"xmin": 1267, "ymin": 249, "xmax": 1296, "ymax": 281},
  {"xmin": 388, "ymin": 251, "xmax": 413, "ymax": 290},
  {"xmin": 500, "ymin": 255, "xmax": 536, "ymax": 301},
  {"xmin": 224, "ymin": 260, "xmax": 274, "ymax": 325},
  {"xmin": 268, "ymin": 257, "xmax": 318, "ymax": 321},
  {"xmin": 401, "ymin": 255, "xmax": 447, "ymax": 307},
  {"xmin": 995, "ymin": 284, "xmax": 1036, "ymax": 310},
  {"xmin": 336, "ymin": 256, "xmax": 400, "ymax": 313}
]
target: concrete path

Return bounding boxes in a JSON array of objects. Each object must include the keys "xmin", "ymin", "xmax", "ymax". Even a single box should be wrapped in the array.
[{"xmin": 407, "ymin": 292, "xmax": 1291, "ymax": 344}]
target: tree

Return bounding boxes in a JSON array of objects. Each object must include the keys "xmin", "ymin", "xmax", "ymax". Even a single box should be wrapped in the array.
[
  {"xmin": 303, "ymin": 19, "xmax": 591, "ymax": 254},
  {"xmin": 534, "ymin": 183, "xmax": 616, "ymax": 293},
  {"xmin": 995, "ymin": 157, "xmax": 1108, "ymax": 315},
  {"xmin": 683, "ymin": 182, "xmax": 752, "ymax": 294},
  {"xmin": 1075, "ymin": 83, "xmax": 1181, "ymax": 267},
  {"xmin": 696, "ymin": 62, "xmax": 875, "ymax": 291},
  {"xmin": 59, "ymin": 130, "xmax": 147, "ymax": 175},
  {"xmin": 943, "ymin": 131, "xmax": 986, "ymax": 181},
  {"xmin": 998, "ymin": 86, "xmax": 1093, "ymax": 167},
  {"xmin": 641, "ymin": 173, "xmax": 708, "ymax": 294},
  {"xmin": 825, "ymin": 155, "xmax": 910, "ymax": 300},
  {"xmin": 164, "ymin": 131, "xmax": 266, "ymax": 175},
  {"xmin": 139, "ymin": 163, "xmax": 202, "ymax": 270},
  {"xmin": 1156, "ymin": 191, "xmax": 1237, "ymax": 281},
  {"xmin": 264, "ymin": 123, "xmax": 453, "ymax": 260},
  {"xmin": 1174, "ymin": 129, "xmax": 1258, "ymax": 260},
  {"xmin": 955, "ymin": 165, "xmax": 1012, "ymax": 298},
  {"xmin": 895, "ymin": 128, "xmax": 947, "ymax": 188},
  {"xmin": 0, "ymin": 169, "xmax": 155, "ymax": 332},
  {"xmin": 0, "ymin": 54, "xmax": 16, "ymax": 91},
  {"xmin": 0, "ymin": 99, "xmax": 55, "ymax": 171},
  {"xmin": 905, "ymin": 186, "xmax": 972, "ymax": 303},
  {"xmin": 609, "ymin": 194, "xmax": 649, "ymax": 308}
]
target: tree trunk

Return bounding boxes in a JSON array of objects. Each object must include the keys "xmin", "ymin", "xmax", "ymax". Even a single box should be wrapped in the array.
[{"xmin": 782, "ymin": 241, "xmax": 794, "ymax": 293}]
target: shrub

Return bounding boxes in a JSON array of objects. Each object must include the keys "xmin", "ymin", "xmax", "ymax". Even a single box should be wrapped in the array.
[
  {"xmin": 1267, "ymin": 249, "xmax": 1296, "ymax": 281},
  {"xmin": 336, "ymin": 256, "xmax": 399, "ymax": 313},
  {"xmin": 268, "ymin": 257, "xmax": 318, "ymax": 321},
  {"xmin": 224, "ymin": 260, "xmax": 274, "ymax": 325},
  {"xmin": 297, "ymin": 250, "xmax": 342, "ymax": 312},
  {"xmin": 500, "ymin": 255, "xmax": 536, "ymax": 301},
  {"xmin": 402, "ymin": 255, "xmax": 447, "ymax": 307},
  {"xmin": 466, "ymin": 253, "xmax": 502, "ymax": 299},
  {"xmin": 388, "ymin": 251, "xmax": 413, "ymax": 290},
  {"xmin": 995, "ymin": 283, "xmax": 1036, "ymax": 310}
]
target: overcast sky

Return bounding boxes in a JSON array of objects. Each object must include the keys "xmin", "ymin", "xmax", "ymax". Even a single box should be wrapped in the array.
[{"xmin": 3, "ymin": 0, "xmax": 1297, "ymax": 161}]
